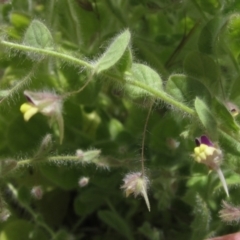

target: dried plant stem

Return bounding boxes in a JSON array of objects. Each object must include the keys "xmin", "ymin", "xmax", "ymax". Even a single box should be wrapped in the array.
[{"xmin": 141, "ymin": 102, "xmax": 153, "ymax": 176}]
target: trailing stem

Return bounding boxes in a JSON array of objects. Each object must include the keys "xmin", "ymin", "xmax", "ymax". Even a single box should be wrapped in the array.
[{"xmin": 141, "ymin": 102, "xmax": 153, "ymax": 176}]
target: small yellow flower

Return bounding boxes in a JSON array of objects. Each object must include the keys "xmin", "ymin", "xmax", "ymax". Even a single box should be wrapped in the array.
[
  {"xmin": 20, "ymin": 90, "xmax": 64, "ymax": 144},
  {"xmin": 20, "ymin": 103, "xmax": 39, "ymax": 121},
  {"xmin": 193, "ymin": 135, "xmax": 228, "ymax": 196}
]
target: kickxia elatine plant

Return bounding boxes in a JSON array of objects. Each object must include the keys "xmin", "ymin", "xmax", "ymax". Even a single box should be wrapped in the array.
[{"xmin": 1, "ymin": 1, "xmax": 240, "ymax": 240}]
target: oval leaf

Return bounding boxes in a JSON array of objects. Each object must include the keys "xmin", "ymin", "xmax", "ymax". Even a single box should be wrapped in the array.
[
  {"xmin": 166, "ymin": 74, "xmax": 211, "ymax": 104},
  {"xmin": 184, "ymin": 51, "xmax": 220, "ymax": 96},
  {"xmin": 98, "ymin": 210, "xmax": 133, "ymax": 240},
  {"xmin": 198, "ymin": 16, "xmax": 228, "ymax": 55},
  {"xmin": 125, "ymin": 63, "xmax": 163, "ymax": 98},
  {"xmin": 23, "ymin": 20, "xmax": 54, "ymax": 49},
  {"xmin": 195, "ymin": 97, "xmax": 218, "ymax": 139},
  {"xmin": 94, "ymin": 30, "xmax": 131, "ymax": 73}
]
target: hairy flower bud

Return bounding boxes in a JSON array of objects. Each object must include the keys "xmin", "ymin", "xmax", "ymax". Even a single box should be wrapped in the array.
[
  {"xmin": 226, "ymin": 101, "xmax": 239, "ymax": 117},
  {"xmin": 31, "ymin": 186, "xmax": 43, "ymax": 200},
  {"xmin": 121, "ymin": 172, "xmax": 150, "ymax": 211},
  {"xmin": 78, "ymin": 177, "xmax": 90, "ymax": 187},
  {"xmin": 219, "ymin": 201, "xmax": 240, "ymax": 224}
]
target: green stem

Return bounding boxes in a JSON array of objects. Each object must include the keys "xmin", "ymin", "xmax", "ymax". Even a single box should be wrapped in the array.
[
  {"xmin": 7, "ymin": 184, "xmax": 55, "ymax": 238},
  {"xmin": 127, "ymin": 78, "xmax": 196, "ymax": 116},
  {"xmin": 17, "ymin": 155, "xmax": 80, "ymax": 167},
  {"xmin": 0, "ymin": 40, "xmax": 196, "ymax": 117},
  {"xmin": 0, "ymin": 41, "xmax": 93, "ymax": 69}
]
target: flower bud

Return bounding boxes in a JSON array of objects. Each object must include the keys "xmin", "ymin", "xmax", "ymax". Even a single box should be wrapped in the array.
[
  {"xmin": 78, "ymin": 177, "xmax": 90, "ymax": 187},
  {"xmin": 31, "ymin": 186, "xmax": 43, "ymax": 200},
  {"xmin": 76, "ymin": 149, "xmax": 101, "ymax": 164},
  {"xmin": 121, "ymin": 172, "xmax": 150, "ymax": 211},
  {"xmin": 166, "ymin": 138, "xmax": 180, "ymax": 150},
  {"xmin": 0, "ymin": 209, "xmax": 10, "ymax": 222},
  {"xmin": 219, "ymin": 201, "xmax": 240, "ymax": 224},
  {"xmin": 226, "ymin": 101, "xmax": 239, "ymax": 117}
]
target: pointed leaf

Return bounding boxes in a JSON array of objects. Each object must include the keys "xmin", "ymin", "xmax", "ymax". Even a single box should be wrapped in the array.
[
  {"xmin": 94, "ymin": 30, "xmax": 131, "ymax": 73},
  {"xmin": 184, "ymin": 51, "xmax": 220, "ymax": 96},
  {"xmin": 198, "ymin": 17, "xmax": 228, "ymax": 54},
  {"xmin": 23, "ymin": 20, "xmax": 54, "ymax": 49},
  {"xmin": 219, "ymin": 130, "xmax": 240, "ymax": 156},
  {"xmin": 125, "ymin": 63, "xmax": 163, "ymax": 99},
  {"xmin": 166, "ymin": 74, "xmax": 211, "ymax": 104},
  {"xmin": 195, "ymin": 97, "xmax": 217, "ymax": 139},
  {"xmin": 191, "ymin": 194, "xmax": 211, "ymax": 240}
]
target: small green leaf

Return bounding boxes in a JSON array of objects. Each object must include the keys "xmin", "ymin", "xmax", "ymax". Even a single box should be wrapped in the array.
[
  {"xmin": 191, "ymin": 194, "xmax": 211, "ymax": 240},
  {"xmin": 116, "ymin": 48, "xmax": 133, "ymax": 74},
  {"xmin": 23, "ymin": 20, "xmax": 54, "ymax": 49},
  {"xmin": 40, "ymin": 165, "xmax": 80, "ymax": 190},
  {"xmin": 184, "ymin": 51, "xmax": 220, "ymax": 96},
  {"xmin": 98, "ymin": 210, "xmax": 133, "ymax": 240},
  {"xmin": 0, "ymin": 220, "xmax": 47, "ymax": 240},
  {"xmin": 219, "ymin": 130, "xmax": 240, "ymax": 156},
  {"xmin": 74, "ymin": 188, "xmax": 106, "ymax": 217},
  {"xmin": 222, "ymin": 14, "xmax": 240, "ymax": 59},
  {"xmin": 198, "ymin": 17, "xmax": 228, "ymax": 54},
  {"xmin": 138, "ymin": 222, "xmax": 163, "ymax": 240},
  {"xmin": 194, "ymin": 97, "xmax": 217, "ymax": 139},
  {"xmin": 10, "ymin": 12, "xmax": 31, "ymax": 30},
  {"xmin": 166, "ymin": 74, "xmax": 211, "ymax": 104},
  {"xmin": 125, "ymin": 63, "xmax": 163, "ymax": 99},
  {"xmin": 94, "ymin": 30, "xmax": 131, "ymax": 73}
]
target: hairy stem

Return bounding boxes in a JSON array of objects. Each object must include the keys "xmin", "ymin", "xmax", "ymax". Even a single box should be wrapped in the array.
[
  {"xmin": 0, "ymin": 40, "xmax": 196, "ymax": 116},
  {"xmin": 141, "ymin": 103, "xmax": 153, "ymax": 176},
  {"xmin": 0, "ymin": 41, "xmax": 93, "ymax": 69}
]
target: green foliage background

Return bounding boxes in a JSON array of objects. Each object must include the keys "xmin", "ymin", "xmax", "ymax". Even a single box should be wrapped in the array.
[{"xmin": 0, "ymin": 0, "xmax": 240, "ymax": 239}]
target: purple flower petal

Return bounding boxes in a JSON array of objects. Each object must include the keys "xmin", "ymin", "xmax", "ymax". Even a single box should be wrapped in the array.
[
  {"xmin": 195, "ymin": 135, "xmax": 214, "ymax": 146},
  {"xmin": 200, "ymin": 135, "xmax": 213, "ymax": 146}
]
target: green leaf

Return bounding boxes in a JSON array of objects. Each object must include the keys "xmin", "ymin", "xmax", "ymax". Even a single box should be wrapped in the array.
[
  {"xmin": 98, "ymin": 210, "xmax": 133, "ymax": 240},
  {"xmin": 116, "ymin": 48, "xmax": 133, "ymax": 74},
  {"xmin": 198, "ymin": 16, "xmax": 228, "ymax": 54},
  {"xmin": 125, "ymin": 63, "xmax": 163, "ymax": 99},
  {"xmin": 23, "ymin": 20, "xmax": 54, "ymax": 49},
  {"xmin": 0, "ymin": 220, "xmax": 47, "ymax": 240},
  {"xmin": 194, "ymin": 97, "xmax": 217, "ymax": 139},
  {"xmin": 74, "ymin": 187, "xmax": 107, "ymax": 216},
  {"xmin": 219, "ymin": 130, "xmax": 240, "ymax": 156},
  {"xmin": 223, "ymin": 14, "xmax": 240, "ymax": 58},
  {"xmin": 166, "ymin": 74, "xmax": 211, "ymax": 104},
  {"xmin": 138, "ymin": 222, "xmax": 163, "ymax": 240},
  {"xmin": 40, "ymin": 165, "xmax": 80, "ymax": 190},
  {"xmin": 194, "ymin": 0, "xmax": 222, "ymax": 15},
  {"xmin": 191, "ymin": 194, "xmax": 211, "ymax": 240},
  {"xmin": 94, "ymin": 30, "xmax": 131, "ymax": 73},
  {"xmin": 184, "ymin": 51, "xmax": 220, "ymax": 96},
  {"xmin": 213, "ymin": 171, "xmax": 240, "ymax": 195},
  {"xmin": 35, "ymin": 189, "xmax": 70, "ymax": 228},
  {"xmin": 10, "ymin": 12, "xmax": 31, "ymax": 30}
]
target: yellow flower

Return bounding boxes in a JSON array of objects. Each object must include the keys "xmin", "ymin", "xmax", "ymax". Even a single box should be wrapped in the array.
[
  {"xmin": 20, "ymin": 90, "xmax": 64, "ymax": 144},
  {"xmin": 20, "ymin": 103, "xmax": 39, "ymax": 121},
  {"xmin": 193, "ymin": 135, "xmax": 228, "ymax": 196}
]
